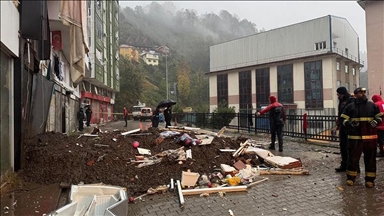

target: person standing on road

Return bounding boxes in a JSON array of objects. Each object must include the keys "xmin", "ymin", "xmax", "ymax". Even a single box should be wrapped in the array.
[
  {"xmin": 85, "ymin": 106, "xmax": 92, "ymax": 127},
  {"xmin": 123, "ymin": 107, "xmax": 128, "ymax": 127},
  {"xmin": 341, "ymin": 87, "xmax": 383, "ymax": 188},
  {"xmin": 152, "ymin": 107, "xmax": 160, "ymax": 128},
  {"xmin": 164, "ymin": 106, "xmax": 172, "ymax": 128},
  {"xmin": 77, "ymin": 108, "xmax": 85, "ymax": 131},
  {"xmin": 335, "ymin": 87, "xmax": 355, "ymax": 172},
  {"xmin": 372, "ymin": 94, "xmax": 384, "ymax": 157},
  {"xmin": 256, "ymin": 95, "xmax": 286, "ymax": 152}
]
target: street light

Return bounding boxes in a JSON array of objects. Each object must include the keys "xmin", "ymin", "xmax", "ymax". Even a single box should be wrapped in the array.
[{"xmin": 157, "ymin": 45, "xmax": 170, "ymax": 99}]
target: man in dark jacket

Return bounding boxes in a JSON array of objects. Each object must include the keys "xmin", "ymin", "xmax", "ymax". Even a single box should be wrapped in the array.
[
  {"xmin": 85, "ymin": 106, "xmax": 92, "ymax": 127},
  {"xmin": 372, "ymin": 94, "xmax": 384, "ymax": 157},
  {"xmin": 335, "ymin": 86, "xmax": 355, "ymax": 172},
  {"xmin": 256, "ymin": 95, "xmax": 286, "ymax": 152},
  {"xmin": 164, "ymin": 106, "xmax": 172, "ymax": 128},
  {"xmin": 77, "ymin": 108, "xmax": 85, "ymax": 131},
  {"xmin": 341, "ymin": 87, "xmax": 383, "ymax": 188}
]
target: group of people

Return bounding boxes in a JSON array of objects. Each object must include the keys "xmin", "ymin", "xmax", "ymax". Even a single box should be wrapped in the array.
[
  {"xmin": 152, "ymin": 106, "xmax": 173, "ymax": 128},
  {"xmin": 335, "ymin": 86, "xmax": 383, "ymax": 188},
  {"xmin": 77, "ymin": 106, "xmax": 92, "ymax": 131},
  {"xmin": 256, "ymin": 87, "xmax": 384, "ymax": 188},
  {"xmin": 122, "ymin": 106, "xmax": 173, "ymax": 128}
]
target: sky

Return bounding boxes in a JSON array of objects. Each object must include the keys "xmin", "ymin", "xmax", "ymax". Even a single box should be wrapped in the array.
[{"xmin": 119, "ymin": 1, "xmax": 367, "ymax": 52}]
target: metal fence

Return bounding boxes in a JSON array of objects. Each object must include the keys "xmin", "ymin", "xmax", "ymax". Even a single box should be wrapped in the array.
[{"xmin": 173, "ymin": 110, "xmax": 339, "ymax": 142}]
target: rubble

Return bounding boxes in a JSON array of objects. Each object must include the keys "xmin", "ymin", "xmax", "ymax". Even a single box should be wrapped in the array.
[{"xmin": 19, "ymin": 127, "xmax": 309, "ymax": 201}]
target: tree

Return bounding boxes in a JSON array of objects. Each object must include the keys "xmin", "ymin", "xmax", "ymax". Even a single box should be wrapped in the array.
[{"xmin": 176, "ymin": 59, "xmax": 191, "ymax": 103}]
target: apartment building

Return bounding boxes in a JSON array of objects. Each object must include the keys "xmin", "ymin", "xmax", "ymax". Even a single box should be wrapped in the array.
[
  {"xmin": 358, "ymin": 0, "xmax": 384, "ymax": 96},
  {"xmin": 81, "ymin": 0, "xmax": 120, "ymax": 124},
  {"xmin": 209, "ymin": 15, "xmax": 363, "ymax": 115}
]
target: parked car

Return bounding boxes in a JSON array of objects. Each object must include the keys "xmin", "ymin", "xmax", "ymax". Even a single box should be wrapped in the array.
[{"xmin": 140, "ymin": 107, "xmax": 152, "ymax": 122}]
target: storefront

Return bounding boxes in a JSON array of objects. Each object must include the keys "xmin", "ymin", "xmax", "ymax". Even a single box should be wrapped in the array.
[{"xmin": 81, "ymin": 91, "xmax": 113, "ymax": 124}]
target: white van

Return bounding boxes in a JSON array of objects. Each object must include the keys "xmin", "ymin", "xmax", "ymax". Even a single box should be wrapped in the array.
[{"xmin": 132, "ymin": 105, "xmax": 144, "ymax": 120}]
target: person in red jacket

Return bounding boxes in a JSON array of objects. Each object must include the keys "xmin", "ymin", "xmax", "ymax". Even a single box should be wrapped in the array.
[
  {"xmin": 256, "ymin": 95, "xmax": 286, "ymax": 152},
  {"xmin": 372, "ymin": 94, "xmax": 384, "ymax": 157}
]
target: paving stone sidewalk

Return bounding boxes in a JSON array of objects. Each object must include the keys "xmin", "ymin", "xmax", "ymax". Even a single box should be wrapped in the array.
[{"xmin": 127, "ymin": 132, "xmax": 384, "ymax": 216}]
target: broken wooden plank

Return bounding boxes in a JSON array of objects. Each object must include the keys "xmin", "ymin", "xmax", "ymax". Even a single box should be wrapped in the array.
[
  {"xmin": 181, "ymin": 170, "xmax": 200, "ymax": 187},
  {"xmin": 176, "ymin": 180, "xmax": 185, "ymax": 206},
  {"xmin": 245, "ymin": 147, "xmax": 274, "ymax": 159},
  {"xmin": 182, "ymin": 186, "xmax": 247, "ymax": 196},
  {"xmin": 259, "ymin": 169, "xmax": 309, "ymax": 175},
  {"xmin": 246, "ymin": 178, "xmax": 269, "ymax": 188},
  {"xmin": 264, "ymin": 156, "xmax": 302, "ymax": 169},
  {"xmin": 219, "ymin": 149, "xmax": 236, "ymax": 152},
  {"xmin": 127, "ymin": 133, "xmax": 152, "ymax": 136},
  {"xmin": 195, "ymin": 135, "xmax": 214, "ymax": 145},
  {"xmin": 121, "ymin": 128, "xmax": 141, "ymax": 136},
  {"xmin": 216, "ymin": 126, "xmax": 226, "ymax": 137}
]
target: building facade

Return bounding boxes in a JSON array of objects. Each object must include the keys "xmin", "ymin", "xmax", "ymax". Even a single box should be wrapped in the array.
[
  {"xmin": 120, "ymin": 44, "xmax": 140, "ymax": 62},
  {"xmin": 358, "ymin": 0, "xmax": 384, "ymax": 96},
  {"xmin": 140, "ymin": 50, "xmax": 159, "ymax": 66},
  {"xmin": 0, "ymin": 0, "xmax": 19, "ymax": 175},
  {"xmin": 209, "ymin": 15, "xmax": 363, "ymax": 115},
  {"xmin": 81, "ymin": 0, "xmax": 120, "ymax": 124}
]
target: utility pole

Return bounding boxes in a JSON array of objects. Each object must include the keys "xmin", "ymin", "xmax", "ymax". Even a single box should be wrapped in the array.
[
  {"xmin": 166, "ymin": 54, "xmax": 168, "ymax": 99},
  {"xmin": 173, "ymin": 82, "xmax": 177, "ymax": 102}
]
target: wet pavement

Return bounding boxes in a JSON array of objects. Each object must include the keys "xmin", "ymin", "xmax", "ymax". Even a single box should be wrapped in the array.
[{"xmin": 1, "ymin": 120, "xmax": 384, "ymax": 216}]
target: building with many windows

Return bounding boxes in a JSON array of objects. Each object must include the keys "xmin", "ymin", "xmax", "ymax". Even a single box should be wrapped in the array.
[
  {"xmin": 209, "ymin": 15, "xmax": 363, "ymax": 115},
  {"xmin": 358, "ymin": 0, "xmax": 384, "ymax": 96},
  {"xmin": 81, "ymin": 0, "xmax": 120, "ymax": 124},
  {"xmin": 140, "ymin": 50, "xmax": 159, "ymax": 66}
]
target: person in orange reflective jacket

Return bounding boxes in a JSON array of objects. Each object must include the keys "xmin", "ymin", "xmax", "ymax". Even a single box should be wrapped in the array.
[
  {"xmin": 341, "ymin": 87, "xmax": 383, "ymax": 188},
  {"xmin": 372, "ymin": 94, "xmax": 384, "ymax": 157}
]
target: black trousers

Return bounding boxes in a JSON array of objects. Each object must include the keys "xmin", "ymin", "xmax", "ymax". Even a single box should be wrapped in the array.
[
  {"xmin": 270, "ymin": 122, "xmax": 283, "ymax": 150},
  {"xmin": 124, "ymin": 116, "xmax": 128, "ymax": 126},
  {"xmin": 165, "ymin": 116, "xmax": 171, "ymax": 128},
  {"xmin": 339, "ymin": 128, "xmax": 349, "ymax": 167},
  {"xmin": 78, "ymin": 120, "xmax": 83, "ymax": 131},
  {"xmin": 347, "ymin": 139, "xmax": 377, "ymax": 183},
  {"xmin": 86, "ymin": 115, "xmax": 91, "ymax": 126}
]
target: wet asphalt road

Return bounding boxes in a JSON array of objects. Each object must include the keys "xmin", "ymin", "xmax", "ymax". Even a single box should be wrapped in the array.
[{"xmin": 100, "ymin": 121, "xmax": 384, "ymax": 216}]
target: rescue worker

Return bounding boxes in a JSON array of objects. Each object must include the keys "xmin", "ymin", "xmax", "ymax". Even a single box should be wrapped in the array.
[
  {"xmin": 256, "ymin": 95, "xmax": 286, "ymax": 152},
  {"xmin": 335, "ymin": 87, "xmax": 355, "ymax": 172},
  {"xmin": 341, "ymin": 87, "xmax": 383, "ymax": 188},
  {"xmin": 372, "ymin": 94, "xmax": 384, "ymax": 157},
  {"xmin": 77, "ymin": 108, "xmax": 85, "ymax": 131},
  {"xmin": 151, "ymin": 107, "xmax": 160, "ymax": 128}
]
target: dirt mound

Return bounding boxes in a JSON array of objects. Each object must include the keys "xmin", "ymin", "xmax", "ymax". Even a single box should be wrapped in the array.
[{"xmin": 18, "ymin": 129, "xmax": 246, "ymax": 196}]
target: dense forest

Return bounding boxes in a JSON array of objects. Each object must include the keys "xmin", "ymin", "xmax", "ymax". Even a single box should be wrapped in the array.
[{"xmin": 116, "ymin": 2, "xmax": 261, "ymax": 113}]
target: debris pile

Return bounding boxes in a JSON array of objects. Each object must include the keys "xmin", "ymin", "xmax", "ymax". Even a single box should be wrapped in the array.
[{"xmin": 19, "ymin": 126, "xmax": 308, "ymax": 199}]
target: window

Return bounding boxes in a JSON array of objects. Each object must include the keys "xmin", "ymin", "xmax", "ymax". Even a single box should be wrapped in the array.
[
  {"xmin": 346, "ymin": 83, "xmax": 349, "ymax": 92},
  {"xmin": 315, "ymin": 41, "xmax": 326, "ymax": 50},
  {"xmin": 238, "ymin": 71, "xmax": 252, "ymax": 110},
  {"xmin": 337, "ymin": 80, "xmax": 341, "ymax": 87},
  {"xmin": 256, "ymin": 68, "xmax": 270, "ymax": 108},
  {"xmin": 352, "ymin": 67, "xmax": 356, "ymax": 76},
  {"xmin": 336, "ymin": 62, "xmax": 340, "ymax": 71},
  {"xmin": 304, "ymin": 61, "xmax": 323, "ymax": 109},
  {"xmin": 345, "ymin": 65, "xmax": 348, "ymax": 73},
  {"xmin": 217, "ymin": 74, "xmax": 228, "ymax": 105},
  {"xmin": 277, "ymin": 64, "xmax": 294, "ymax": 103}
]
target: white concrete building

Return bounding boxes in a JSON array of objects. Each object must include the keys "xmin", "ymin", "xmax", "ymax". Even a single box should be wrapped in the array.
[
  {"xmin": 0, "ymin": 0, "xmax": 19, "ymax": 174},
  {"xmin": 209, "ymin": 15, "xmax": 363, "ymax": 114}
]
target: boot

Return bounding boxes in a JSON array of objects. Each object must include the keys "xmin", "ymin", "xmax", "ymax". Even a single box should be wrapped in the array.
[
  {"xmin": 335, "ymin": 165, "xmax": 346, "ymax": 172},
  {"xmin": 268, "ymin": 145, "xmax": 275, "ymax": 150},
  {"xmin": 365, "ymin": 181, "xmax": 374, "ymax": 188}
]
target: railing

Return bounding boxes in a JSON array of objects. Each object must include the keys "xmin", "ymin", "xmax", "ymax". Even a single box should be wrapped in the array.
[{"xmin": 173, "ymin": 112, "xmax": 339, "ymax": 142}]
